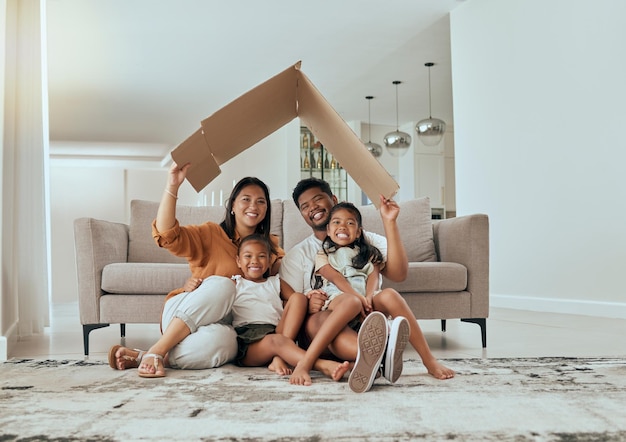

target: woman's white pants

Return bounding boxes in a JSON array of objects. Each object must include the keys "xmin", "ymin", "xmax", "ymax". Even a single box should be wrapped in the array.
[{"xmin": 162, "ymin": 276, "xmax": 238, "ymax": 369}]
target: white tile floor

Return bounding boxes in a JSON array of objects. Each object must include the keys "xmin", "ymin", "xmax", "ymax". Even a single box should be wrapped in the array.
[{"xmin": 8, "ymin": 302, "xmax": 626, "ymax": 361}]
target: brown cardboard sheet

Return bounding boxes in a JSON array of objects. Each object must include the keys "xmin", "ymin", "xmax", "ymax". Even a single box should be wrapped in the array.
[{"xmin": 171, "ymin": 61, "xmax": 399, "ymax": 208}]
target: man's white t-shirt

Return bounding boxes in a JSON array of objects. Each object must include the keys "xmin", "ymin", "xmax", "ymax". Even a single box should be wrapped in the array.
[{"xmin": 279, "ymin": 232, "xmax": 388, "ymax": 294}]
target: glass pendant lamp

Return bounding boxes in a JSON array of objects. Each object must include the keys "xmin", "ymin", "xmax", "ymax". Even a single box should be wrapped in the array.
[
  {"xmin": 383, "ymin": 81, "xmax": 411, "ymax": 157},
  {"xmin": 416, "ymin": 62, "xmax": 446, "ymax": 146}
]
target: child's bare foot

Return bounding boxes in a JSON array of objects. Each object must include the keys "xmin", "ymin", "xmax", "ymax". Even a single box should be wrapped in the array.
[
  {"xmin": 324, "ymin": 360, "xmax": 350, "ymax": 381},
  {"xmin": 268, "ymin": 356, "xmax": 292, "ymax": 375},
  {"xmin": 289, "ymin": 363, "xmax": 312, "ymax": 386},
  {"xmin": 425, "ymin": 359, "xmax": 455, "ymax": 379}
]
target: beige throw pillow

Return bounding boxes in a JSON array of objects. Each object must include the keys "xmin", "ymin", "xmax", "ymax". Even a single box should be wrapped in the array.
[{"xmin": 358, "ymin": 197, "xmax": 437, "ymax": 263}]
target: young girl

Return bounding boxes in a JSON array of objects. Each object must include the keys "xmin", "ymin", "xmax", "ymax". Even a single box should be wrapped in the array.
[
  {"xmin": 315, "ymin": 203, "xmax": 384, "ymax": 314},
  {"xmin": 314, "ymin": 202, "xmax": 410, "ymax": 393},
  {"xmin": 232, "ymin": 234, "xmax": 350, "ymax": 384}
]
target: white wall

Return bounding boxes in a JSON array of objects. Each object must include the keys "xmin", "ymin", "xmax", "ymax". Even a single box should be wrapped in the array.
[{"xmin": 450, "ymin": 0, "xmax": 626, "ymax": 317}]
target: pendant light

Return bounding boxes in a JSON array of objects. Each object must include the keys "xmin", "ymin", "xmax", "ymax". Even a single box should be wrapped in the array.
[
  {"xmin": 363, "ymin": 96, "xmax": 382, "ymax": 158},
  {"xmin": 416, "ymin": 62, "xmax": 446, "ymax": 146},
  {"xmin": 383, "ymin": 80, "xmax": 411, "ymax": 157}
]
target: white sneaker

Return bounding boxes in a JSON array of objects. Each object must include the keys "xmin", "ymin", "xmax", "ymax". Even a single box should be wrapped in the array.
[
  {"xmin": 383, "ymin": 316, "xmax": 410, "ymax": 383},
  {"xmin": 348, "ymin": 311, "xmax": 388, "ymax": 393}
]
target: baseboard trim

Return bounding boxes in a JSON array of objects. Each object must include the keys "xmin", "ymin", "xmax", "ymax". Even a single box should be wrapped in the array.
[
  {"xmin": 0, "ymin": 319, "xmax": 18, "ymax": 362},
  {"xmin": 491, "ymin": 294, "xmax": 626, "ymax": 320},
  {"xmin": 0, "ymin": 336, "xmax": 7, "ymax": 362}
]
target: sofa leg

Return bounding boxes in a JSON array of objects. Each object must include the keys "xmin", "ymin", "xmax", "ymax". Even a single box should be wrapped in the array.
[
  {"xmin": 441, "ymin": 319, "xmax": 446, "ymax": 332},
  {"xmin": 82, "ymin": 323, "xmax": 110, "ymax": 356},
  {"xmin": 461, "ymin": 318, "xmax": 487, "ymax": 348},
  {"xmin": 120, "ymin": 323, "xmax": 126, "ymax": 338}
]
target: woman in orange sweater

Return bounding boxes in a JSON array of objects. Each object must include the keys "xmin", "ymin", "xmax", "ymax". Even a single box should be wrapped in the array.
[{"xmin": 109, "ymin": 162, "xmax": 299, "ymax": 378}]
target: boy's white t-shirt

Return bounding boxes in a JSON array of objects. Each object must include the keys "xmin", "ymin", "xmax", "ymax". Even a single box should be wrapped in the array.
[{"xmin": 280, "ymin": 232, "xmax": 387, "ymax": 294}]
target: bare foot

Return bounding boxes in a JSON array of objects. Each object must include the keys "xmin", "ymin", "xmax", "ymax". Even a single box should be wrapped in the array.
[
  {"xmin": 289, "ymin": 363, "xmax": 312, "ymax": 386},
  {"xmin": 108, "ymin": 345, "xmax": 144, "ymax": 370},
  {"xmin": 425, "ymin": 359, "xmax": 455, "ymax": 379},
  {"xmin": 268, "ymin": 356, "xmax": 292, "ymax": 376},
  {"xmin": 320, "ymin": 361, "xmax": 350, "ymax": 381}
]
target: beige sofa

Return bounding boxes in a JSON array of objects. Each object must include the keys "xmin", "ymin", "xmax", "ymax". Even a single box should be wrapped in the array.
[{"xmin": 74, "ymin": 197, "xmax": 489, "ymax": 355}]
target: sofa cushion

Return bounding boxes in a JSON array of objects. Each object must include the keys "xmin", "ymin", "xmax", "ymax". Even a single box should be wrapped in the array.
[
  {"xmin": 383, "ymin": 262, "xmax": 467, "ymax": 293},
  {"xmin": 128, "ymin": 199, "xmax": 284, "ymax": 263},
  {"xmin": 102, "ymin": 262, "xmax": 191, "ymax": 294},
  {"xmin": 282, "ymin": 200, "xmax": 315, "ymax": 251},
  {"xmin": 358, "ymin": 197, "xmax": 437, "ymax": 263}
]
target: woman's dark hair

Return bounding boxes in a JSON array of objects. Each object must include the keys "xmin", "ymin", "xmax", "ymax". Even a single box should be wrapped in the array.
[
  {"xmin": 292, "ymin": 177, "xmax": 333, "ymax": 208},
  {"xmin": 322, "ymin": 202, "xmax": 383, "ymax": 270},
  {"xmin": 220, "ymin": 177, "xmax": 274, "ymax": 251}
]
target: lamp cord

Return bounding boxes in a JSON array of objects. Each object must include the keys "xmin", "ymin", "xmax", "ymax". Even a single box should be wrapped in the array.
[
  {"xmin": 428, "ymin": 65, "xmax": 433, "ymax": 118},
  {"xmin": 368, "ymin": 99, "xmax": 373, "ymax": 142},
  {"xmin": 395, "ymin": 83, "xmax": 400, "ymax": 130}
]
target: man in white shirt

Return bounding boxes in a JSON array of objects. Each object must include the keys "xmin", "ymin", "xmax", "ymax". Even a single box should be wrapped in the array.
[{"xmin": 281, "ymin": 178, "xmax": 454, "ymax": 391}]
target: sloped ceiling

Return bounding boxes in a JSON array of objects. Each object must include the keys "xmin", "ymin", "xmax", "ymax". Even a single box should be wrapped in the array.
[{"xmin": 46, "ymin": 0, "xmax": 462, "ymax": 157}]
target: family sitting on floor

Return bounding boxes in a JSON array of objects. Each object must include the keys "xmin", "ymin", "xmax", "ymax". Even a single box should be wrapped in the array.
[{"xmin": 108, "ymin": 163, "xmax": 454, "ymax": 392}]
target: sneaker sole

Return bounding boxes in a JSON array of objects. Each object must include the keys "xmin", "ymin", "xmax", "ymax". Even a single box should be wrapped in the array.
[
  {"xmin": 384, "ymin": 317, "xmax": 410, "ymax": 383},
  {"xmin": 348, "ymin": 311, "xmax": 388, "ymax": 393}
]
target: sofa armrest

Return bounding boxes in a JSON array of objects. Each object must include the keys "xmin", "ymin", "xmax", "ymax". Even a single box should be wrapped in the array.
[
  {"xmin": 74, "ymin": 217, "xmax": 129, "ymax": 325},
  {"xmin": 433, "ymin": 214, "xmax": 490, "ymax": 317}
]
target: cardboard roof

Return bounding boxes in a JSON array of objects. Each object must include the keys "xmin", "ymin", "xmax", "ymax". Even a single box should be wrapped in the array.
[{"xmin": 171, "ymin": 61, "xmax": 399, "ymax": 208}]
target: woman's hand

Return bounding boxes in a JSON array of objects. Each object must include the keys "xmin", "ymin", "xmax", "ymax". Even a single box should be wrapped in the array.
[
  {"xmin": 183, "ymin": 277, "xmax": 202, "ymax": 293},
  {"xmin": 305, "ymin": 289, "xmax": 328, "ymax": 314},
  {"xmin": 168, "ymin": 161, "xmax": 191, "ymax": 191}
]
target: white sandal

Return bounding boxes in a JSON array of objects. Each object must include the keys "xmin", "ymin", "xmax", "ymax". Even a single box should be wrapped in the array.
[{"xmin": 138, "ymin": 353, "xmax": 165, "ymax": 378}]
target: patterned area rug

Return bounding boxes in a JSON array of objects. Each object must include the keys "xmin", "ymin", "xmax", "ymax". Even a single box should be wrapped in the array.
[{"xmin": 1, "ymin": 357, "xmax": 625, "ymax": 441}]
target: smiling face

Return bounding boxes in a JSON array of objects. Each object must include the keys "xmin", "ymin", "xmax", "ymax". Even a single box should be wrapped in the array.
[
  {"xmin": 296, "ymin": 187, "xmax": 338, "ymax": 233},
  {"xmin": 232, "ymin": 184, "xmax": 268, "ymax": 236},
  {"xmin": 326, "ymin": 207, "xmax": 362, "ymax": 247},
  {"xmin": 236, "ymin": 239, "xmax": 271, "ymax": 282}
]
